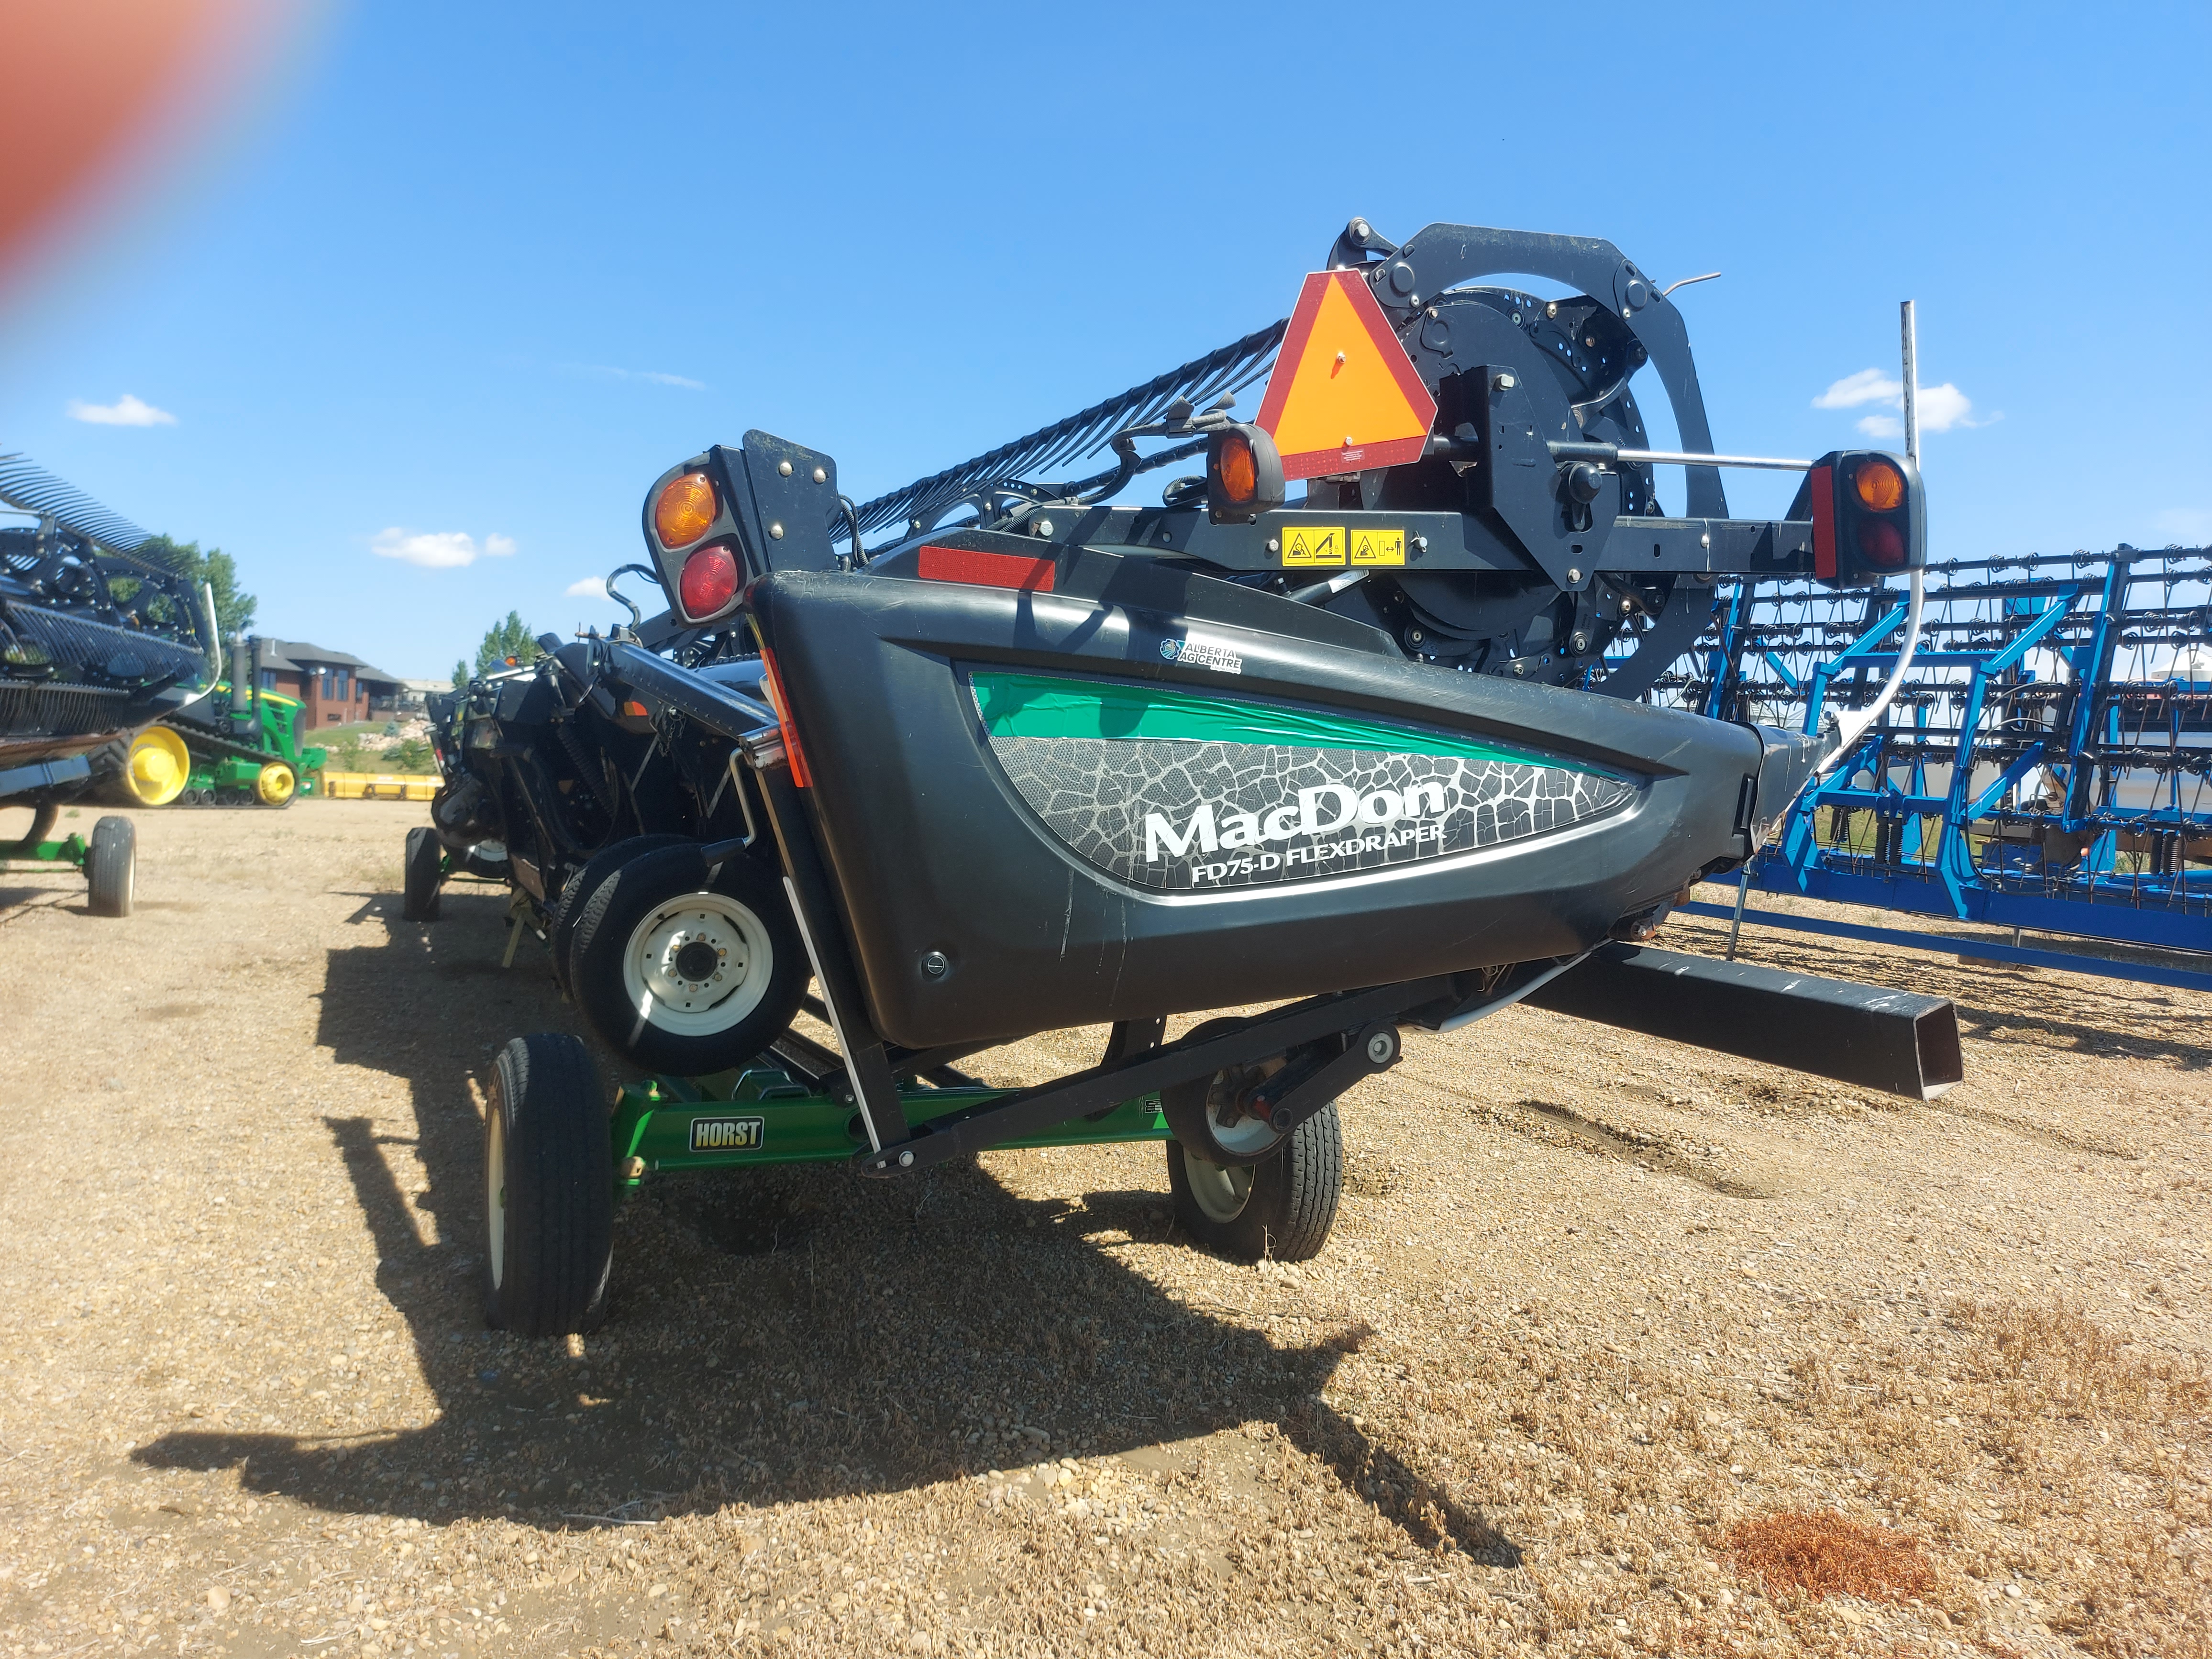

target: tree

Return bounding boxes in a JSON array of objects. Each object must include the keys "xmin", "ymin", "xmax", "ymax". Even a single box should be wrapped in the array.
[
  {"xmin": 473, "ymin": 611, "xmax": 542, "ymax": 677},
  {"xmin": 135, "ymin": 534, "xmax": 257, "ymax": 637},
  {"xmin": 452, "ymin": 658, "xmax": 469, "ymax": 690},
  {"xmin": 104, "ymin": 533, "xmax": 258, "ymax": 640}
]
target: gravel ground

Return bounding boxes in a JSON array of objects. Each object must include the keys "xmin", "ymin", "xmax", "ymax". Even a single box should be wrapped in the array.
[{"xmin": 0, "ymin": 801, "xmax": 2204, "ymax": 1659}]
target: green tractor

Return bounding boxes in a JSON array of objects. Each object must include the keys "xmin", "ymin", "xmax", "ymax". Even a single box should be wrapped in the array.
[{"xmin": 100, "ymin": 634, "xmax": 328, "ymax": 807}]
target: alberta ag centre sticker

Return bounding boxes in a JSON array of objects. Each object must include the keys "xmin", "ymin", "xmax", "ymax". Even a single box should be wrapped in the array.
[
  {"xmin": 689, "ymin": 1116, "xmax": 765, "ymax": 1153},
  {"xmin": 1159, "ymin": 634, "xmax": 1244, "ymax": 675}
]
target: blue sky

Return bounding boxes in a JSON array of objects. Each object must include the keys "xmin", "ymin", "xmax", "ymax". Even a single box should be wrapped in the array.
[{"xmin": 4, "ymin": 1, "xmax": 2207, "ymax": 680}]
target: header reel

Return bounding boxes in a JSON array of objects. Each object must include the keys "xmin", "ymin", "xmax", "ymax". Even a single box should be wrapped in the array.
[{"xmin": 635, "ymin": 219, "xmax": 1924, "ymax": 697}]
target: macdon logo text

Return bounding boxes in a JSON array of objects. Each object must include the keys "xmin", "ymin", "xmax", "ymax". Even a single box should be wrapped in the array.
[{"xmin": 1143, "ymin": 781, "xmax": 1449, "ymax": 884}]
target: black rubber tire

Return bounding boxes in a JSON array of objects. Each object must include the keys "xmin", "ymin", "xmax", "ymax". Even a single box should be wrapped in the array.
[
  {"xmin": 85, "ymin": 816, "xmax": 136, "ymax": 918},
  {"xmin": 401, "ymin": 825, "xmax": 442, "ymax": 921},
  {"xmin": 567, "ymin": 841, "xmax": 807, "ymax": 1074},
  {"xmin": 546, "ymin": 833, "xmax": 691, "ymax": 995},
  {"xmin": 1167, "ymin": 1100, "xmax": 1343, "ymax": 1263},
  {"xmin": 482, "ymin": 1033, "xmax": 613, "ymax": 1336}
]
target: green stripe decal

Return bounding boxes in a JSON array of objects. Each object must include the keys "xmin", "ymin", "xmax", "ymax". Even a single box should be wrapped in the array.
[{"xmin": 971, "ymin": 671, "xmax": 1574, "ymax": 769}]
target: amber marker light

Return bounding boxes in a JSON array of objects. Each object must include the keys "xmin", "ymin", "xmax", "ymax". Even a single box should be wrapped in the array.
[
  {"xmin": 755, "ymin": 646, "xmax": 813, "ymax": 788},
  {"xmin": 1206, "ymin": 422, "xmax": 1285, "ymax": 525},
  {"xmin": 1853, "ymin": 457, "xmax": 1906, "ymax": 512},
  {"xmin": 654, "ymin": 470, "xmax": 719, "ymax": 548},
  {"xmin": 1217, "ymin": 431, "xmax": 1257, "ymax": 504}
]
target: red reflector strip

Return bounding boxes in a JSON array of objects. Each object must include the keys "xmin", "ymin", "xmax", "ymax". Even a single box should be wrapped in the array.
[
  {"xmin": 1808, "ymin": 464, "xmax": 1837, "ymax": 581},
  {"xmin": 918, "ymin": 544, "xmax": 1057, "ymax": 592},
  {"xmin": 755, "ymin": 646, "xmax": 813, "ymax": 789}
]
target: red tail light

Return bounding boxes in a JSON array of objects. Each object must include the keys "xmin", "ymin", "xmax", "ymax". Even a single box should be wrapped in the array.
[
  {"xmin": 678, "ymin": 543, "xmax": 739, "ymax": 619},
  {"xmin": 1857, "ymin": 519, "xmax": 1906, "ymax": 568}
]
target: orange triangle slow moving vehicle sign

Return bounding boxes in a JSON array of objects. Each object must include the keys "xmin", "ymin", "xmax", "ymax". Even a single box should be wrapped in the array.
[{"xmin": 1255, "ymin": 270, "xmax": 1439, "ymax": 481}]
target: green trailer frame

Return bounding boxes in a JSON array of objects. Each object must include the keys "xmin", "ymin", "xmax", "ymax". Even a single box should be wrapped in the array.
[
  {"xmin": 0, "ymin": 831, "xmax": 89, "ymax": 873},
  {"xmin": 608, "ymin": 1062, "xmax": 1170, "ymax": 1190}
]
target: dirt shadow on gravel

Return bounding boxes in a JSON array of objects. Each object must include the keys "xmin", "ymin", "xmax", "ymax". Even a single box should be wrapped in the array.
[
  {"xmin": 0, "ymin": 884, "xmax": 83, "ymax": 920},
  {"xmin": 1946, "ymin": 1002, "xmax": 2212, "ymax": 1070},
  {"xmin": 132, "ymin": 884, "xmax": 1519, "ymax": 1565}
]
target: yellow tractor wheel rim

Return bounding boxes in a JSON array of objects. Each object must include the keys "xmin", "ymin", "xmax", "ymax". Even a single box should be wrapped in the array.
[
  {"xmin": 255, "ymin": 762, "xmax": 298, "ymax": 806},
  {"xmin": 126, "ymin": 726, "xmax": 191, "ymax": 806}
]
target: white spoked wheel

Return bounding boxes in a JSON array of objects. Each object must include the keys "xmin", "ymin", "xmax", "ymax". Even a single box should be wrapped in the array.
[
  {"xmin": 570, "ymin": 841, "xmax": 807, "ymax": 1074},
  {"xmin": 485, "ymin": 1104, "xmax": 507, "ymax": 1295},
  {"xmin": 1194, "ymin": 1067, "xmax": 1288, "ymax": 1161},
  {"xmin": 1161, "ymin": 1017, "xmax": 1290, "ymax": 1165},
  {"xmin": 1181, "ymin": 1153, "xmax": 1254, "ymax": 1223},
  {"xmin": 619, "ymin": 891, "xmax": 776, "ymax": 1039}
]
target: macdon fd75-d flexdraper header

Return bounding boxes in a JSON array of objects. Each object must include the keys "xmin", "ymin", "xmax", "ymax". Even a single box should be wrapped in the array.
[{"xmin": 424, "ymin": 219, "xmax": 1963, "ymax": 1329}]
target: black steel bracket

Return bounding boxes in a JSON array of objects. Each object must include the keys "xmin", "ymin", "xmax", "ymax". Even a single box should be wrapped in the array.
[
  {"xmin": 851, "ymin": 977, "xmax": 1451, "ymax": 1176},
  {"xmin": 1244, "ymin": 1019, "xmax": 1402, "ymax": 1139}
]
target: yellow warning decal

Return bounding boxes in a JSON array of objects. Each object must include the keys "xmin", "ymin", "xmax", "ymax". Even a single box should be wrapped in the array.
[
  {"xmin": 1281, "ymin": 525, "xmax": 1345, "ymax": 567},
  {"xmin": 1349, "ymin": 529, "xmax": 1405, "ymax": 566}
]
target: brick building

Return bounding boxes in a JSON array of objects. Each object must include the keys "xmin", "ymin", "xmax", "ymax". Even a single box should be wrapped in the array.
[{"xmin": 253, "ymin": 639, "xmax": 405, "ymax": 726}]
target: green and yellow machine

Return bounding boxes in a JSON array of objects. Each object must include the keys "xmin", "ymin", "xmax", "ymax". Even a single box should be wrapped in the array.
[{"xmin": 103, "ymin": 635, "xmax": 327, "ymax": 807}]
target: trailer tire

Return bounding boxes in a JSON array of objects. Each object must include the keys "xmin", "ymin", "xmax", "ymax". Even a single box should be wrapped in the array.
[
  {"xmin": 568, "ymin": 841, "xmax": 806, "ymax": 1075},
  {"xmin": 483, "ymin": 1033, "xmax": 613, "ymax": 1336},
  {"xmin": 1167, "ymin": 1100, "xmax": 1341, "ymax": 1263},
  {"xmin": 547, "ymin": 834, "xmax": 692, "ymax": 995},
  {"xmin": 85, "ymin": 816, "xmax": 136, "ymax": 918},
  {"xmin": 401, "ymin": 825, "xmax": 443, "ymax": 921}
]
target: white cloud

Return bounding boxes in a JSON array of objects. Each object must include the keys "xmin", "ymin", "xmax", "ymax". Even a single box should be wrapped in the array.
[
  {"xmin": 370, "ymin": 528, "xmax": 515, "ymax": 569},
  {"xmin": 1915, "ymin": 383, "xmax": 1977, "ymax": 432},
  {"xmin": 66, "ymin": 393, "xmax": 176, "ymax": 427},
  {"xmin": 1819, "ymin": 369, "xmax": 1991, "ymax": 439},
  {"xmin": 565, "ymin": 363, "xmax": 707, "ymax": 391},
  {"xmin": 565, "ymin": 575, "xmax": 610, "ymax": 599},
  {"xmin": 1813, "ymin": 369, "xmax": 1900, "ymax": 409}
]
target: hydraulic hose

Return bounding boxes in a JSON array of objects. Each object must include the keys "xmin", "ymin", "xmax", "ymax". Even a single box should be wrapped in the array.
[
  {"xmin": 174, "ymin": 580, "xmax": 224, "ymax": 712},
  {"xmin": 1821, "ymin": 567, "xmax": 1925, "ymax": 769}
]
